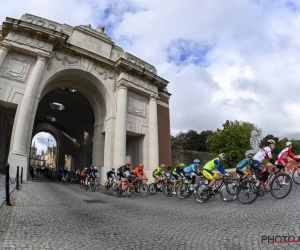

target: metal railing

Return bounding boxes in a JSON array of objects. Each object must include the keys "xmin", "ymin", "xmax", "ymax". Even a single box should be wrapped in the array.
[{"xmin": 2, "ymin": 163, "xmax": 23, "ymax": 206}]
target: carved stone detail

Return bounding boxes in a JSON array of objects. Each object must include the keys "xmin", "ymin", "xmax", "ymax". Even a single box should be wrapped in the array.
[
  {"xmin": 1, "ymin": 57, "xmax": 31, "ymax": 83},
  {"xmin": 128, "ymin": 93, "xmax": 147, "ymax": 118},
  {"xmin": 21, "ymin": 14, "xmax": 62, "ymax": 32},
  {"xmin": 4, "ymin": 31, "xmax": 53, "ymax": 53},
  {"xmin": 91, "ymin": 65, "xmax": 118, "ymax": 91},
  {"xmin": 92, "ymin": 65, "xmax": 117, "ymax": 80},
  {"xmin": 47, "ymin": 52, "xmax": 79, "ymax": 70}
]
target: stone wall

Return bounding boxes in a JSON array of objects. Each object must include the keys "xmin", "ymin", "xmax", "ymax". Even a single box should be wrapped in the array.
[
  {"xmin": 157, "ymin": 94, "xmax": 172, "ymax": 167},
  {"xmin": 171, "ymin": 146, "xmax": 218, "ymax": 170}
]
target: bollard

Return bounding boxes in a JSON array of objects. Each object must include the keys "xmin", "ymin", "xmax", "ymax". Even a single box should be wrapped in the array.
[
  {"xmin": 16, "ymin": 166, "xmax": 20, "ymax": 190},
  {"xmin": 5, "ymin": 163, "xmax": 12, "ymax": 206},
  {"xmin": 21, "ymin": 167, "xmax": 23, "ymax": 184}
]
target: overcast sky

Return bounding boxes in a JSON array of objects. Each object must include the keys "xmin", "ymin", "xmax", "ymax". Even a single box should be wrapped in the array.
[
  {"xmin": 2, "ymin": 0, "xmax": 300, "ymax": 144},
  {"xmin": 32, "ymin": 132, "xmax": 56, "ymax": 155}
]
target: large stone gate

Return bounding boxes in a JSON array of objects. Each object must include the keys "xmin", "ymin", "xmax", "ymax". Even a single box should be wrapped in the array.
[{"xmin": 0, "ymin": 14, "xmax": 171, "ymax": 182}]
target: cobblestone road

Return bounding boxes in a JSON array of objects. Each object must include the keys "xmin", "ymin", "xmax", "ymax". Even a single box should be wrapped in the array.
[{"xmin": 1, "ymin": 176, "xmax": 300, "ymax": 250}]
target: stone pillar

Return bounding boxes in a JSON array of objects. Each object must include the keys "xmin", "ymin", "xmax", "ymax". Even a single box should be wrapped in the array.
[
  {"xmin": 148, "ymin": 94, "xmax": 159, "ymax": 172},
  {"xmin": 113, "ymin": 83, "xmax": 128, "ymax": 168},
  {"xmin": 8, "ymin": 54, "xmax": 48, "ymax": 180},
  {"xmin": 0, "ymin": 43, "xmax": 11, "ymax": 68}
]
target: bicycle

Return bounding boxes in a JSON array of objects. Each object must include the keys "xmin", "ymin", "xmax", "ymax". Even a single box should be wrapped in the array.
[
  {"xmin": 114, "ymin": 177, "xmax": 135, "ymax": 198},
  {"xmin": 237, "ymin": 165, "xmax": 293, "ymax": 204},
  {"xmin": 163, "ymin": 176, "xmax": 185, "ymax": 197},
  {"xmin": 284, "ymin": 160, "xmax": 300, "ymax": 184},
  {"xmin": 194, "ymin": 174, "xmax": 236, "ymax": 203},
  {"xmin": 149, "ymin": 176, "xmax": 170, "ymax": 195},
  {"xmin": 105, "ymin": 177, "xmax": 117, "ymax": 190},
  {"xmin": 62, "ymin": 174, "xmax": 68, "ymax": 185},
  {"xmin": 133, "ymin": 178, "xmax": 149, "ymax": 196},
  {"xmin": 84, "ymin": 177, "xmax": 96, "ymax": 192},
  {"xmin": 176, "ymin": 173, "xmax": 207, "ymax": 199}
]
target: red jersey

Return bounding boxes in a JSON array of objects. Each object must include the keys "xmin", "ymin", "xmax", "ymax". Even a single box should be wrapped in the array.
[{"xmin": 278, "ymin": 147, "xmax": 298, "ymax": 161}]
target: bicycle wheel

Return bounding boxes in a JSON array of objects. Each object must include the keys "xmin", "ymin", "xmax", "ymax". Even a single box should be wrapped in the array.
[
  {"xmin": 125, "ymin": 184, "xmax": 135, "ymax": 198},
  {"xmin": 114, "ymin": 186, "xmax": 122, "ymax": 197},
  {"xmin": 270, "ymin": 173, "xmax": 292, "ymax": 199},
  {"xmin": 194, "ymin": 185, "xmax": 210, "ymax": 203},
  {"xmin": 292, "ymin": 167, "xmax": 300, "ymax": 184},
  {"xmin": 176, "ymin": 184, "xmax": 190, "ymax": 199},
  {"xmin": 148, "ymin": 183, "xmax": 157, "ymax": 195},
  {"xmin": 220, "ymin": 181, "xmax": 237, "ymax": 202},
  {"xmin": 163, "ymin": 183, "xmax": 173, "ymax": 197},
  {"xmin": 237, "ymin": 180, "xmax": 258, "ymax": 204},
  {"xmin": 84, "ymin": 184, "xmax": 89, "ymax": 191},
  {"xmin": 91, "ymin": 183, "xmax": 96, "ymax": 192},
  {"xmin": 138, "ymin": 183, "xmax": 149, "ymax": 196}
]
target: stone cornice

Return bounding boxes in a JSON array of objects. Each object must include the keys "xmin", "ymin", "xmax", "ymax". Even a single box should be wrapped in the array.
[
  {"xmin": 75, "ymin": 25, "xmax": 113, "ymax": 44},
  {"xmin": 115, "ymin": 57, "xmax": 169, "ymax": 90},
  {"xmin": 159, "ymin": 89, "xmax": 172, "ymax": 98},
  {"xmin": 2, "ymin": 17, "xmax": 68, "ymax": 45}
]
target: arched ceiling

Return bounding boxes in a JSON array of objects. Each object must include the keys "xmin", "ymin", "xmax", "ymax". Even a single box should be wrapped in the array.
[{"xmin": 35, "ymin": 88, "xmax": 95, "ymax": 142}]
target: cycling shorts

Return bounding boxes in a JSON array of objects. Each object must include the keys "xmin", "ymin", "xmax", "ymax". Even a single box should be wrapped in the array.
[
  {"xmin": 203, "ymin": 169, "xmax": 217, "ymax": 181},
  {"xmin": 278, "ymin": 158, "xmax": 287, "ymax": 167},
  {"xmin": 170, "ymin": 173, "xmax": 179, "ymax": 181},
  {"xmin": 251, "ymin": 160, "xmax": 266, "ymax": 172}
]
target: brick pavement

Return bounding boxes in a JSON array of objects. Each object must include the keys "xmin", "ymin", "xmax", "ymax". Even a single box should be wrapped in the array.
[{"xmin": 0, "ymin": 175, "xmax": 300, "ymax": 250}]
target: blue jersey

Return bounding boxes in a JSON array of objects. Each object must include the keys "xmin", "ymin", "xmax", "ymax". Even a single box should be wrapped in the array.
[
  {"xmin": 184, "ymin": 164, "xmax": 199, "ymax": 174},
  {"xmin": 236, "ymin": 158, "xmax": 250, "ymax": 169}
]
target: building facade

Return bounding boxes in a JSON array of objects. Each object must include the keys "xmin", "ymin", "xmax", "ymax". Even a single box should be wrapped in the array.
[{"xmin": 0, "ymin": 14, "xmax": 171, "ymax": 182}]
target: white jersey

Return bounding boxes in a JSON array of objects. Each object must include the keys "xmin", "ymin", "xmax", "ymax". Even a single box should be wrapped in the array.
[{"xmin": 253, "ymin": 146, "xmax": 273, "ymax": 163}]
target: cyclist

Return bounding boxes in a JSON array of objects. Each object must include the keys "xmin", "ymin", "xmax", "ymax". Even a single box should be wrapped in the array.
[
  {"xmin": 80, "ymin": 167, "xmax": 87, "ymax": 185},
  {"xmin": 183, "ymin": 159, "xmax": 202, "ymax": 191},
  {"xmin": 132, "ymin": 164, "xmax": 147, "ymax": 179},
  {"xmin": 132, "ymin": 164, "xmax": 148, "ymax": 192},
  {"xmin": 170, "ymin": 163, "xmax": 185, "ymax": 194},
  {"xmin": 251, "ymin": 139, "xmax": 281, "ymax": 187},
  {"xmin": 278, "ymin": 141, "xmax": 300, "ymax": 173},
  {"xmin": 117, "ymin": 162, "xmax": 131, "ymax": 190},
  {"xmin": 203, "ymin": 153, "xmax": 229, "ymax": 194},
  {"xmin": 105, "ymin": 168, "xmax": 116, "ymax": 188},
  {"xmin": 236, "ymin": 153, "xmax": 254, "ymax": 180},
  {"xmin": 152, "ymin": 164, "xmax": 167, "ymax": 187}
]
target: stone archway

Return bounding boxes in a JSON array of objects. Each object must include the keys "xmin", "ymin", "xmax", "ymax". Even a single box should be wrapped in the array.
[{"xmin": 0, "ymin": 13, "xmax": 171, "ymax": 182}]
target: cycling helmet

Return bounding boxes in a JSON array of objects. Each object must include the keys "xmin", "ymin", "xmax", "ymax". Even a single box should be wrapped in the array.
[
  {"xmin": 247, "ymin": 153, "xmax": 254, "ymax": 158},
  {"xmin": 160, "ymin": 164, "xmax": 165, "ymax": 168},
  {"xmin": 138, "ymin": 164, "xmax": 144, "ymax": 169},
  {"xmin": 219, "ymin": 153, "xmax": 226, "ymax": 158},
  {"xmin": 84, "ymin": 167, "xmax": 87, "ymax": 170},
  {"xmin": 126, "ymin": 161, "xmax": 131, "ymax": 166},
  {"xmin": 193, "ymin": 159, "xmax": 200, "ymax": 164},
  {"xmin": 94, "ymin": 167, "xmax": 97, "ymax": 169},
  {"xmin": 286, "ymin": 141, "xmax": 292, "ymax": 147},
  {"xmin": 267, "ymin": 139, "xmax": 275, "ymax": 145},
  {"xmin": 112, "ymin": 168, "xmax": 115, "ymax": 171},
  {"xmin": 179, "ymin": 163, "xmax": 185, "ymax": 167}
]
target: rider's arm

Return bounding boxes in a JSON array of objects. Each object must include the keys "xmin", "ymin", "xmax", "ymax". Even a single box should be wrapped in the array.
[
  {"xmin": 215, "ymin": 159, "xmax": 227, "ymax": 174},
  {"xmin": 269, "ymin": 157, "xmax": 277, "ymax": 165},
  {"xmin": 141, "ymin": 170, "xmax": 147, "ymax": 179},
  {"xmin": 287, "ymin": 148, "xmax": 299, "ymax": 160}
]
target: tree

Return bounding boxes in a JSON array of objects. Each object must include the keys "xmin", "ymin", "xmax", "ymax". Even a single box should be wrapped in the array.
[
  {"xmin": 171, "ymin": 130, "xmax": 213, "ymax": 151},
  {"xmin": 207, "ymin": 120, "xmax": 261, "ymax": 169}
]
